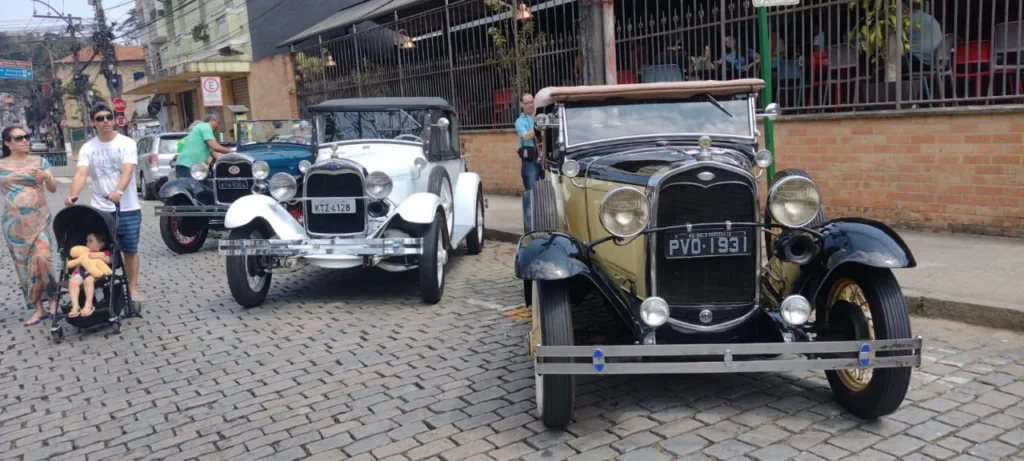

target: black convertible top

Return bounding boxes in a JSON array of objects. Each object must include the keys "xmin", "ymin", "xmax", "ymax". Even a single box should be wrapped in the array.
[{"xmin": 308, "ymin": 97, "xmax": 455, "ymax": 113}]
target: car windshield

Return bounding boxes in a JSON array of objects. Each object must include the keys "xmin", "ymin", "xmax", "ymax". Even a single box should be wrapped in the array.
[
  {"xmin": 317, "ymin": 109, "xmax": 428, "ymax": 143},
  {"xmin": 158, "ymin": 136, "xmax": 184, "ymax": 153},
  {"xmin": 238, "ymin": 120, "xmax": 313, "ymax": 145},
  {"xmin": 563, "ymin": 97, "xmax": 753, "ymax": 146}
]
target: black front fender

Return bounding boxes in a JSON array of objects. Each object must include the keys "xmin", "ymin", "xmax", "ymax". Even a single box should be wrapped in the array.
[
  {"xmin": 795, "ymin": 218, "xmax": 916, "ymax": 306},
  {"xmin": 158, "ymin": 178, "xmax": 198, "ymax": 204},
  {"xmin": 514, "ymin": 231, "xmax": 592, "ymax": 281}
]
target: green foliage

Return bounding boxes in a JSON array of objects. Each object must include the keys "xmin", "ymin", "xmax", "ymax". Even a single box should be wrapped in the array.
[
  {"xmin": 847, "ymin": 0, "xmax": 921, "ymax": 64},
  {"xmin": 191, "ymin": 22, "xmax": 211, "ymax": 44},
  {"xmin": 294, "ymin": 51, "xmax": 325, "ymax": 84},
  {"xmin": 483, "ymin": 0, "xmax": 545, "ymax": 97}
]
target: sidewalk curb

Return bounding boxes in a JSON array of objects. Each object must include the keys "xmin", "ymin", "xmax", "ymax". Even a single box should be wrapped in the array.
[{"xmin": 485, "ymin": 227, "xmax": 1024, "ymax": 333}]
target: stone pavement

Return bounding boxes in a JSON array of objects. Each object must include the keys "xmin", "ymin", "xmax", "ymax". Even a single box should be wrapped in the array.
[
  {"xmin": 483, "ymin": 194, "xmax": 1024, "ymax": 333},
  {"xmin": 0, "ymin": 186, "xmax": 1022, "ymax": 461}
]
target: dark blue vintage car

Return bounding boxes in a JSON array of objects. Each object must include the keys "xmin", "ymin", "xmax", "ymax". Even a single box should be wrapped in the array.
[{"xmin": 154, "ymin": 120, "xmax": 315, "ymax": 254}]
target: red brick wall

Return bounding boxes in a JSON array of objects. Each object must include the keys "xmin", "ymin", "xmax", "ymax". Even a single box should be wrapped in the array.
[
  {"xmin": 248, "ymin": 54, "xmax": 299, "ymax": 120},
  {"xmin": 461, "ymin": 111, "xmax": 1024, "ymax": 237}
]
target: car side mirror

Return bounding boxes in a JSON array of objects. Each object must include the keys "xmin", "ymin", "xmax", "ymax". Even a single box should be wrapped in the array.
[
  {"xmin": 432, "ymin": 117, "xmax": 450, "ymax": 130},
  {"xmin": 535, "ymin": 113, "xmax": 559, "ymax": 128},
  {"xmin": 756, "ymin": 103, "xmax": 780, "ymax": 121}
]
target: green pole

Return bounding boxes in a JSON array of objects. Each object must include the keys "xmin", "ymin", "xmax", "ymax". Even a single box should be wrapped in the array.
[{"xmin": 757, "ymin": 6, "xmax": 776, "ymax": 182}]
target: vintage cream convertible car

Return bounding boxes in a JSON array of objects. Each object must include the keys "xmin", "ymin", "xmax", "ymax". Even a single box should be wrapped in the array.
[{"xmin": 516, "ymin": 79, "xmax": 923, "ymax": 427}]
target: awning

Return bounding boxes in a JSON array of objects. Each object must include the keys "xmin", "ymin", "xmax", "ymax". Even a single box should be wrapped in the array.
[{"xmin": 276, "ymin": 0, "xmax": 425, "ymax": 48}]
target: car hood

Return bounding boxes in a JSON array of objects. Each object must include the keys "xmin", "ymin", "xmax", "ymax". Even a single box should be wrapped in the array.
[
  {"xmin": 235, "ymin": 143, "xmax": 313, "ymax": 177},
  {"xmin": 576, "ymin": 145, "xmax": 752, "ymax": 187},
  {"xmin": 316, "ymin": 142, "xmax": 425, "ymax": 179}
]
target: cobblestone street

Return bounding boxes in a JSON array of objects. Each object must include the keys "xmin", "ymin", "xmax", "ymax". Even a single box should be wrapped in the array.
[{"xmin": 1, "ymin": 193, "xmax": 1023, "ymax": 461}]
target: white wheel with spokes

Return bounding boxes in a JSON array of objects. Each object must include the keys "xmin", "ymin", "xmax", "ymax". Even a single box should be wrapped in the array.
[
  {"xmin": 465, "ymin": 188, "xmax": 485, "ymax": 254},
  {"xmin": 418, "ymin": 210, "xmax": 447, "ymax": 304}
]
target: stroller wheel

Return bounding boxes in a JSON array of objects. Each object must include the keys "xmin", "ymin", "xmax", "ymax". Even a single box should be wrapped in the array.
[
  {"xmin": 51, "ymin": 326, "xmax": 64, "ymax": 344},
  {"xmin": 110, "ymin": 319, "xmax": 122, "ymax": 335}
]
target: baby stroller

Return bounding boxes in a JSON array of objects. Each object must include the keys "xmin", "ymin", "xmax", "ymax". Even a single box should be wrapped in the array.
[{"xmin": 49, "ymin": 200, "xmax": 141, "ymax": 343}]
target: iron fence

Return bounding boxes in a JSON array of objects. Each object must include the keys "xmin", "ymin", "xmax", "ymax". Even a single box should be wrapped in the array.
[{"xmin": 294, "ymin": 0, "xmax": 1024, "ymax": 130}]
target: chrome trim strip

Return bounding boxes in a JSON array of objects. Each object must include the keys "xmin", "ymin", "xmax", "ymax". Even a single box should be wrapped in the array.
[
  {"xmin": 154, "ymin": 205, "xmax": 229, "ymax": 218},
  {"xmin": 217, "ymin": 237, "xmax": 424, "ymax": 256},
  {"xmin": 646, "ymin": 158, "xmax": 761, "ymax": 333},
  {"xmin": 302, "ymin": 166, "xmax": 368, "ymax": 238},
  {"xmin": 537, "ymin": 337, "xmax": 923, "ymax": 357},
  {"xmin": 536, "ymin": 356, "xmax": 921, "ymax": 375}
]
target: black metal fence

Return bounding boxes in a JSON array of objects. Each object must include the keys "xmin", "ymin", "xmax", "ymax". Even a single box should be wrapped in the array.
[{"xmin": 294, "ymin": 0, "xmax": 1024, "ymax": 130}]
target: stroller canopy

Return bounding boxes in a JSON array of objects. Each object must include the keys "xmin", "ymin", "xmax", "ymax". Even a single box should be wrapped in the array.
[{"xmin": 52, "ymin": 205, "xmax": 116, "ymax": 257}]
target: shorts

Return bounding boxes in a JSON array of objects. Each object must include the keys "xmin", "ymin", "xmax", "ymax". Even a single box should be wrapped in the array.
[{"xmin": 111, "ymin": 209, "xmax": 142, "ymax": 254}]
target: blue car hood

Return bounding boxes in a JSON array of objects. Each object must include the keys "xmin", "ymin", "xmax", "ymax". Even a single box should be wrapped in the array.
[{"xmin": 235, "ymin": 143, "xmax": 313, "ymax": 177}]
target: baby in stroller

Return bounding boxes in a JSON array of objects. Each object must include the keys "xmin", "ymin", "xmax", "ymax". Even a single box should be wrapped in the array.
[{"xmin": 67, "ymin": 232, "xmax": 112, "ymax": 318}]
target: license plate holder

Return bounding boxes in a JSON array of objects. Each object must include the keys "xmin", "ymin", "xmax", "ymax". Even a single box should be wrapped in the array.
[
  {"xmin": 664, "ymin": 228, "xmax": 752, "ymax": 259},
  {"xmin": 219, "ymin": 179, "xmax": 249, "ymax": 190},
  {"xmin": 311, "ymin": 198, "xmax": 357, "ymax": 214}
]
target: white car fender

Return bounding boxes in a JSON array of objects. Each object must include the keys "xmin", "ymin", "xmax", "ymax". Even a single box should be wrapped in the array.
[
  {"xmin": 223, "ymin": 194, "xmax": 305, "ymax": 240},
  {"xmin": 396, "ymin": 192, "xmax": 444, "ymax": 225},
  {"xmin": 452, "ymin": 172, "xmax": 481, "ymax": 230}
]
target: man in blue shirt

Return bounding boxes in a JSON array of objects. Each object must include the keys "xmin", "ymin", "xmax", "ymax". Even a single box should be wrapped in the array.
[
  {"xmin": 903, "ymin": 0, "xmax": 943, "ymax": 72},
  {"xmin": 515, "ymin": 92, "xmax": 543, "ymax": 227}
]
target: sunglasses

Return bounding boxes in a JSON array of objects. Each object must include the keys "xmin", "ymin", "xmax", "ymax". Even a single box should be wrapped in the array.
[
  {"xmin": 5, "ymin": 135, "xmax": 29, "ymax": 142},
  {"xmin": 93, "ymin": 114, "xmax": 114, "ymax": 122}
]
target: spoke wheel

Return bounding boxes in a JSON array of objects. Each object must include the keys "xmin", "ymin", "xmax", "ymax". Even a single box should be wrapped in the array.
[
  {"xmin": 823, "ymin": 267, "xmax": 913, "ymax": 420},
  {"xmin": 160, "ymin": 211, "xmax": 208, "ymax": 254},
  {"xmin": 226, "ymin": 226, "xmax": 273, "ymax": 308},
  {"xmin": 418, "ymin": 210, "xmax": 446, "ymax": 304}
]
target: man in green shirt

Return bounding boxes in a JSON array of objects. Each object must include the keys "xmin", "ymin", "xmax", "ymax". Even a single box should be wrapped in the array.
[{"xmin": 174, "ymin": 113, "xmax": 233, "ymax": 178}]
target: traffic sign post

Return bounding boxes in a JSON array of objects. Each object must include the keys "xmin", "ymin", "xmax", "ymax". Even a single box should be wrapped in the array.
[{"xmin": 201, "ymin": 76, "xmax": 223, "ymax": 107}]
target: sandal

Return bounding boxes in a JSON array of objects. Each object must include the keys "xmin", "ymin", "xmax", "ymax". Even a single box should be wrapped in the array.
[
  {"xmin": 68, "ymin": 307, "xmax": 81, "ymax": 318},
  {"xmin": 24, "ymin": 312, "xmax": 47, "ymax": 326},
  {"xmin": 80, "ymin": 305, "xmax": 95, "ymax": 317}
]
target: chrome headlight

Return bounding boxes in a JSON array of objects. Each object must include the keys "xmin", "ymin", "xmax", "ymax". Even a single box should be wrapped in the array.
[
  {"xmin": 269, "ymin": 173, "xmax": 297, "ymax": 202},
  {"xmin": 366, "ymin": 171, "xmax": 393, "ymax": 199},
  {"xmin": 562, "ymin": 159, "xmax": 580, "ymax": 178},
  {"xmin": 755, "ymin": 149, "xmax": 773, "ymax": 169},
  {"xmin": 598, "ymin": 187, "xmax": 650, "ymax": 238},
  {"xmin": 768, "ymin": 175, "xmax": 823, "ymax": 228},
  {"xmin": 190, "ymin": 162, "xmax": 208, "ymax": 181},
  {"xmin": 252, "ymin": 160, "xmax": 270, "ymax": 180},
  {"xmin": 298, "ymin": 160, "xmax": 311, "ymax": 174}
]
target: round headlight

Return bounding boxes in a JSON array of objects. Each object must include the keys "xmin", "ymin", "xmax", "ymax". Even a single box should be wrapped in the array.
[
  {"xmin": 562, "ymin": 159, "xmax": 580, "ymax": 178},
  {"xmin": 366, "ymin": 171, "xmax": 393, "ymax": 199},
  {"xmin": 252, "ymin": 161, "xmax": 270, "ymax": 180},
  {"xmin": 768, "ymin": 176, "xmax": 822, "ymax": 228},
  {"xmin": 269, "ymin": 173, "xmax": 297, "ymax": 202},
  {"xmin": 190, "ymin": 162, "xmax": 208, "ymax": 181},
  {"xmin": 598, "ymin": 187, "xmax": 650, "ymax": 238},
  {"xmin": 640, "ymin": 297, "xmax": 670, "ymax": 327},
  {"xmin": 298, "ymin": 160, "xmax": 311, "ymax": 174},
  {"xmin": 780, "ymin": 295, "xmax": 812, "ymax": 326},
  {"xmin": 755, "ymin": 149, "xmax": 774, "ymax": 169}
]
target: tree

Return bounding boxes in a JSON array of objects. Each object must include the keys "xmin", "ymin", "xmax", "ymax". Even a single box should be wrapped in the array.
[
  {"xmin": 483, "ymin": 0, "xmax": 545, "ymax": 100},
  {"xmin": 114, "ymin": 8, "xmax": 143, "ymax": 45},
  {"xmin": 847, "ymin": 0, "xmax": 921, "ymax": 83}
]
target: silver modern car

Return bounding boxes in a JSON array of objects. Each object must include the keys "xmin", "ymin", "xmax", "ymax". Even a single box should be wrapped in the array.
[{"xmin": 135, "ymin": 132, "xmax": 188, "ymax": 200}]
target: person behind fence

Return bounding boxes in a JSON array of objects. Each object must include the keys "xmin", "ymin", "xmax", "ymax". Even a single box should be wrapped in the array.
[
  {"xmin": 67, "ymin": 232, "xmax": 111, "ymax": 318},
  {"xmin": 516, "ymin": 92, "xmax": 544, "ymax": 224},
  {"xmin": 1, "ymin": 125, "xmax": 59, "ymax": 326},
  {"xmin": 174, "ymin": 113, "xmax": 233, "ymax": 178},
  {"xmin": 903, "ymin": 0, "xmax": 943, "ymax": 74},
  {"xmin": 66, "ymin": 104, "xmax": 144, "ymax": 310}
]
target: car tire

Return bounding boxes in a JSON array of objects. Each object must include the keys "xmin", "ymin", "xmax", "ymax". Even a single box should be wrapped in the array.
[
  {"xmin": 159, "ymin": 200, "xmax": 208, "ymax": 255},
  {"xmin": 465, "ymin": 186, "xmax": 485, "ymax": 255},
  {"xmin": 418, "ymin": 209, "xmax": 447, "ymax": 304},
  {"xmin": 225, "ymin": 225, "xmax": 272, "ymax": 309},
  {"xmin": 824, "ymin": 266, "xmax": 913, "ymax": 420},
  {"xmin": 533, "ymin": 280, "xmax": 575, "ymax": 428},
  {"xmin": 427, "ymin": 167, "xmax": 455, "ymax": 239},
  {"xmin": 524, "ymin": 180, "xmax": 558, "ymax": 306},
  {"xmin": 765, "ymin": 168, "xmax": 828, "ymax": 259}
]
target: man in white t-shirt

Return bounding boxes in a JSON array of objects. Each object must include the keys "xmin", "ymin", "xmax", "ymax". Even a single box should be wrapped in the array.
[{"xmin": 67, "ymin": 104, "xmax": 143, "ymax": 306}]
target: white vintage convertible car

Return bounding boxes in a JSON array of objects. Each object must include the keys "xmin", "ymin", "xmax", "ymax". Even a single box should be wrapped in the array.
[{"xmin": 217, "ymin": 97, "xmax": 486, "ymax": 307}]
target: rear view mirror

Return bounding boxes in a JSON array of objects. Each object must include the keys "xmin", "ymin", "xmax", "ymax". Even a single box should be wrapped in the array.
[{"xmin": 757, "ymin": 103, "xmax": 780, "ymax": 121}]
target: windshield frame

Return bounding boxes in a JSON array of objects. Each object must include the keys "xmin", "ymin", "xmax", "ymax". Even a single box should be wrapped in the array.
[
  {"xmin": 313, "ymin": 108, "xmax": 431, "ymax": 144},
  {"xmin": 559, "ymin": 96, "xmax": 757, "ymax": 151},
  {"xmin": 235, "ymin": 119, "xmax": 313, "ymax": 146}
]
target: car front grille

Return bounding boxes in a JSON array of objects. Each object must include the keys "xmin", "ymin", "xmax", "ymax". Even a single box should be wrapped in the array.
[
  {"xmin": 653, "ymin": 166, "xmax": 757, "ymax": 307},
  {"xmin": 213, "ymin": 160, "xmax": 253, "ymax": 204},
  {"xmin": 303, "ymin": 170, "xmax": 366, "ymax": 235}
]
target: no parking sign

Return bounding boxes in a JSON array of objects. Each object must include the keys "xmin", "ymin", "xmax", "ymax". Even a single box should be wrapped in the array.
[{"xmin": 201, "ymin": 76, "xmax": 223, "ymax": 107}]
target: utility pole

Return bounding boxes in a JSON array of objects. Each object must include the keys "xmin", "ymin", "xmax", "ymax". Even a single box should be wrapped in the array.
[
  {"xmin": 89, "ymin": 0, "xmax": 127, "ymax": 135},
  {"xmin": 32, "ymin": 0, "xmax": 93, "ymax": 141}
]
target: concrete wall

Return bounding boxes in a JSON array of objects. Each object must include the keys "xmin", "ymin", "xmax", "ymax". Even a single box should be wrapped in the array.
[
  {"xmin": 461, "ymin": 110, "xmax": 1024, "ymax": 238},
  {"xmin": 248, "ymin": 54, "xmax": 300, "ymax": 120}
]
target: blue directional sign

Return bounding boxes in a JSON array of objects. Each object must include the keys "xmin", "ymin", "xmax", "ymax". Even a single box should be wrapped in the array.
[{"xmin": 0, "ymin": 60, "xmax": 33, "ymax": 81}]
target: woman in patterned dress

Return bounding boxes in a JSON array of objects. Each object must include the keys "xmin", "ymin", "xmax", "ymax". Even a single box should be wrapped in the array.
[{"xmin": 1, "ymin": 126, "xmax": 59, "ymax": 326}]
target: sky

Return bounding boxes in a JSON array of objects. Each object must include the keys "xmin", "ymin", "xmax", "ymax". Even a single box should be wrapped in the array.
[{"xmin": 1, "ymin": 0, "xmax": 136, "ymax": 36}]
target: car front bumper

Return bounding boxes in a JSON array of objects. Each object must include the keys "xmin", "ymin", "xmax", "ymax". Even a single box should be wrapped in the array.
[
  {"xmin": 535, "ymin": 337, "xmax": 923, "ymax": 375},
  {"xmin": 217, "ymin": 237, "xmax": 424, "ymax": 257},
  {"xmin": 154, "ymin": 205, "xmax": 230, "ymax": 218}
]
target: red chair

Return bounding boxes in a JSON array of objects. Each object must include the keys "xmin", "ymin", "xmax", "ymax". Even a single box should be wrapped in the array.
[
  {"xmin": 617, "ymin": 70, "xmax": 637, "ymax": 84},
  {"xmin": 492, "ymin": 88, "xmax": 513, "ymax": 128},
  {"xmin": 955, "ymin": 40, "xmax": 992, "ymax": 101},
  {"xmin": 806, "ymin": 51, "xmax": 830, "ymax": 111}
]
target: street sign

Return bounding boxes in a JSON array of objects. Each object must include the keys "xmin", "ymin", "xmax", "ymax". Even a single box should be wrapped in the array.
[
  {"xmin": 201, "ymin": 76, "xmax": 223, "ymax": 107},
  {"xmin": 752, "ymin": 0, "xmax": 800, "ymax": 6},
  {"xmin": 116, "ymin": 115, "xmax": 127, "ymax": 127},
  {"xmin": 113, "ymin": 97, "xmax": 127, "ymax": 112},
  {"xmin": 0, "ymin": 59, "xmax": 33, "ymax": 81}
]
